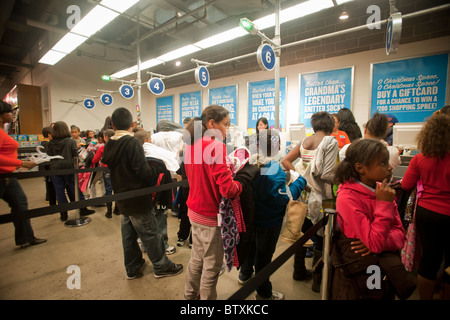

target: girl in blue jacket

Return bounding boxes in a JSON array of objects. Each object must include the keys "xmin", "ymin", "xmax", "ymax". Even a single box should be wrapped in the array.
[{"xmin": 238, "ymin": 129, "xmax": 307, "ymax": 300}]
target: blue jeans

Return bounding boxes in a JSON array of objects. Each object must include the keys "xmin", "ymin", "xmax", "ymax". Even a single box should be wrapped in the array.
[
  {"xmin": 51, "ymin": 174, "xmax": 86, "ymax": 205},
  {"xmin": 121, "ymin": 208, "xmax": 173, "ymax": 276},
  {"xmin": 239, "ymin": 224, "xmax": 282, "ymax": 298},
  {"xmin": 155, "ymin": 208, "xmax": 168, "ymax": 249},
  {"xmin": 103, "ymin": 171, "xmax": 112, "ymax": 197},
  {"xmin": 0, "ymin": 178, "xmax": 35, "ymax": 245}
]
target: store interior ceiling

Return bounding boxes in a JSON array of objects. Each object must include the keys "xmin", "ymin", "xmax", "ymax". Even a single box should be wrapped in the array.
[
  {"xmin": 1, "ymin": 0, "xmax": 357, "ymax": 95},
  {"xmin": 0, "ymin": 0, "xmax": 448, "ymax": 97}
]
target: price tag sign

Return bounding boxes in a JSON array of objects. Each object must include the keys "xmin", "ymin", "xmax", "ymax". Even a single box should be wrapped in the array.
[
  {"xmin": 100, "ymin": 93, "xmax": 113, "ymax": 106},
  {"xmin": 83, "ymin": 98, "xmax": 95, "ymax": 110},
  {"xmin": 257, "ymin": 43, "xmax": 275, "ymax": 71},
  {"xmin": 195, "ymin": 66, "xmax": 210, "ymax": 87},
  {"xmin": 119, "ymin": 84, "xmax": 134, "ymax": 99},
  {"xmin": 386, "ymin": 12, "xmax": 402, "ymax": 55},
  {"xmin": 147, "ymin": 78, "xmax": 165, "ymax": 95}
]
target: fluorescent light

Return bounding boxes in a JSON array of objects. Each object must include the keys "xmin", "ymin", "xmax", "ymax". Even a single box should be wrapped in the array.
[
  {"xmin": 71, "ymin": 6, "xmax": 119, "ymax": 37},
  {"xmin": 195, "ymin": 27, "xmax": 246, "ymax": 49},
  {"xmin": 52, "ymin": 32, "xmax": 88, "ymax": 54},
  {"xmin": 39, "ymin": 50, "xmax": 67, "ymax": 65},
  {"xmin": 157, "ymin": 45, "xmax": 201, "ymax": 62},
  {"xmin": 140, "ymin": 59, "xmax": 163, "ymax": 70},
  {"xmin": 110, "ymin": 0, "xmax": 354, "ymax": 78},
  {"xmin": 336, "ymin": 0, "xmax": 353, "ymax": 4},
  {"xmin": 100, "ymin": 0, "xmax": 140, "ymax": 13},
  {"xmin": 110, "ymin": 66, "xmax": 138, "ymax": 78}
]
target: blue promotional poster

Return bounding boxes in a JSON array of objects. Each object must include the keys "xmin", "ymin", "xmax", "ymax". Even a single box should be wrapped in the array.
[
  {"xmin": 300, "ymin": 67, "xmax": 353, "ymax": 128},
  {"xmin": 371, "ymin": 53, "xmax": 448, "ymax": 123},
  {"xmin": 209, "ymin": 85, "xmax": 238, "ymax": 125},
  {"xmin": 248, "ymin": 78, "xmax": 286, "ymax": 133},
  {"xmin": 180, "ymin": 91, "xmax": 201, "ymax": 124},
  {"xmin": 156, "ymin": 96, "xmax": 173, "ymax": 123}
]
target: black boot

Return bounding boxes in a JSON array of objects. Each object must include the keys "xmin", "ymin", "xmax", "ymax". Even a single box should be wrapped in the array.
[
  {"xmin": 293, "ymin": 246, "xmax": 312, "ymax": 281},
  {"xmin": 105, "ymin": 203, "xmax": 112, "ymax": 218},
  {"xmin": 113, "ymin": 203, "xmax": 120, "ymax": 215},
  {"xmin": 80, "ymin": 207, "xmax": 95, "ymax": 216}
]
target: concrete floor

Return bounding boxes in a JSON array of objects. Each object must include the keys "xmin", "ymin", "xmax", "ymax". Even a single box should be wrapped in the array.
[{"xmin": 0, "ymin": 177, "xmax": 320, "ymax": 300}]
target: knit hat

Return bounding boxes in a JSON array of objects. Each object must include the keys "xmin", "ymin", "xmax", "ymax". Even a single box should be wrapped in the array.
[{"xmin": 386, "ymin": 114, "xmax": 399, "ymax": 125}]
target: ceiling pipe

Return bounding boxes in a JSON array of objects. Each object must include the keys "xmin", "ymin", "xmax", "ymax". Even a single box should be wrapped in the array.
[{"xmin": 131, "ymin": 0, "xmax": 220, "ymax": 46}]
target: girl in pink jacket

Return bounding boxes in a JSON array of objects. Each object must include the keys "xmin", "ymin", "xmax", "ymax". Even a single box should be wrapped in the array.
[
  {"xmin": 335, "ymin": 139, "xmax": 404, "ymax": 254},
  {"xmin": 331, "ymin": 139, "xmax": 415, "ymax": 300}
]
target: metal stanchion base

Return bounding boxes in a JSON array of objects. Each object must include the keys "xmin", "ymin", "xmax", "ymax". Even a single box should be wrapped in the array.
[{"xmin": 64, "ymin": 217, "xmax": 92, "ymax": 228}]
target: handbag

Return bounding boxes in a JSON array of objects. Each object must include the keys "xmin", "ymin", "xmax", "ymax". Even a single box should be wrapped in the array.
[
  {"xmin": 281, "ymin": 199, "xmax": 313, "ymax": 247},
  {"xmin": 401, "ymin": 179, "xmax": 423, "ymax": 272}
]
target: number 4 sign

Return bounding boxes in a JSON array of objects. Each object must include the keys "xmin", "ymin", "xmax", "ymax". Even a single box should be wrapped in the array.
[{"xmin": 147, "ymin": 78, "xmax": 165, "ymax": 95}]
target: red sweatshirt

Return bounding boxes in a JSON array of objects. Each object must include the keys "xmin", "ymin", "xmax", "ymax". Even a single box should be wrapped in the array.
[
  {"xmin": 185, "ymin": 137, "xmax": 242, "ymax": 225},
  {"xmin": 401, "ymin": 153, "xmax": 450, "ymax": 216},
  {"xmin": 92, "ymin": 144, "xmax": 107, "ymax": 167},
  {"xmin": 0, "ymin": 130, "xmax": 22, "ymax": 173},
  {"xmin": 336, "ymin": 180, "xmax": 405, "ymax": 254}
]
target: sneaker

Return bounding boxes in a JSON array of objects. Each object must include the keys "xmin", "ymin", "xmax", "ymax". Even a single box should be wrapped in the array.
[
  {"xmin": 177, "ymin": 238, "xmax": 186, "ymax": 247},
  {"xmin": 255, "ymin": 291, "xmax": 285, "ymax": 300},
  {"xmin": 238, "ymin": 272, "xmax": 253, "ymax": 285},
  {"xmin": 154, "ymin": 263, "xmax": 183, "ymax": 278},
  {"xmin": 165, "ymin": 246, "xmax": 176, "ymax": 255},
  {"xmin": 127, "ymin": 259, "xmax": 146, "ymax": 280}
]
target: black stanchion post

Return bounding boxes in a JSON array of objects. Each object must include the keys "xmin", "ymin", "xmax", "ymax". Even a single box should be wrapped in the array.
[
  {"xmin": 320, "ymin": 208, "xmax": 336, "ymax": 300},
  {"xmin": 64, "ymin": 157, "xmax": 92, "ymax": 228}
]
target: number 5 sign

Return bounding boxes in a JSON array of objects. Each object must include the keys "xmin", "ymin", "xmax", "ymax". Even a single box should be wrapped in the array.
[
  {"xmin": 195, "ymin": 66, "xmax": 210, "ymax": 88},
  {"xmin": 147, "ymin": 78, "xmax": 165, "ymax": 95},
  {"xmin": 257, "ymin": 43, "xmax": 275, "ymax": 71}
]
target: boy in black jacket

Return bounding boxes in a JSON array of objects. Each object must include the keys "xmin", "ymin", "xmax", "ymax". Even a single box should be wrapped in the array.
[{"xmin": 102, "ymin": 107, "xmax": 183, "ymax": 279}]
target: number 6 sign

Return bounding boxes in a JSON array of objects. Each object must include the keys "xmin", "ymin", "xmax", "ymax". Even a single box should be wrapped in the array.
[{"xmin": 257, "ymin": 43, "xmax": 275, "ymax": 71}]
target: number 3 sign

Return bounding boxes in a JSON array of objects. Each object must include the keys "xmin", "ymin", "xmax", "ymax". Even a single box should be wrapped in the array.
[
  {"xmin": 257, "ymin": 43, "xmax": 275, "ymax": 71},
  {"xmin": 119, "ymin": 84, "xmax": 134, "ymax": 99}
]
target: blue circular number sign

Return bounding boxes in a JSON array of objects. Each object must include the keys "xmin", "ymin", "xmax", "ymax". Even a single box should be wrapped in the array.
[
  {"xmin": 119, "ymin": 84, "xmax": 134, "ymax": 99},
  {"xmin": 83, "ymin": 98, "xmax": 95, "ymax": 110},
  {"xmin": 100, "ymin": 93, "xmax": 113, "ymax": 106},
  {"xmin": 257, "ymin": 44, "xmax": 275, "ymax": 71},
  {"xmin": 147, "ymin": 78, "xmax": 165, "ymax": 95},
  {"xmin": 195, "ymin": 66, "xmax": 210, "ymax": 87}
]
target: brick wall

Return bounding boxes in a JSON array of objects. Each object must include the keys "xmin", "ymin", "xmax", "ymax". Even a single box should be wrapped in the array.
[{"xmin": 149, "ymin": 0, "xmax": 450, "ymax": 90}]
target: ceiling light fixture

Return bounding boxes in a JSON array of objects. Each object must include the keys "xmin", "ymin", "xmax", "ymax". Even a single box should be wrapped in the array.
[
  {"xmin": 175, "ymin": 61, "xmax": 181, "ymax": 66},
  {"xmin": 110, "ymin": 0, "xmax": 355, "ymax": 78},
  {"xmin": 38, "ymin": 0, "xmax": 139, "ymax": 65},
  {"xmin": 339, "ymin": 11, "xmax": 349, "ymax": 20}
]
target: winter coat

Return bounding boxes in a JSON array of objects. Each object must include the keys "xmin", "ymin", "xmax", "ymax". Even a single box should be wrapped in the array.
[
  {"xmin": 102, "ymin": 132, "xmax": 163, "ymax": 216},
  {"xmin": 46, "ymin": 137, "xmax": 78, "ymax": 170},
  {"xmin": 302, "ymin": 135, "xmax": 339, "ymax": 224},
  {"xmin": 250, "ymin": 153, "xmax": 307, "ymax": 229},
  {"xmin": 336, "ymin": 179, "xmax": 405, "ymax": 254}
]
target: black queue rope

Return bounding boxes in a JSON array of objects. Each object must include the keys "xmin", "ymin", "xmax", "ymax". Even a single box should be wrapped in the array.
[
  {"xmin": 0, "ymin": 166, "xmax": 187, "ymax": 224},
  {"xmin": 1, "ymin": 165, "xmax": 328, "ymax": 301}
]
